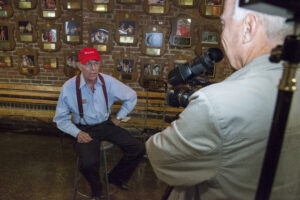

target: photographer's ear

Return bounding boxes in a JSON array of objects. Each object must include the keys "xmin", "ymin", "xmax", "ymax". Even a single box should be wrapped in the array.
[{"xmin": 242, "ymin": 13, "xmax": 259, "ymax": 44}]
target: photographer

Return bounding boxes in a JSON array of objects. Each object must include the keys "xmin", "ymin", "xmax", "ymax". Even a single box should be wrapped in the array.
[{"xmin": 146, "ymin": 0, "xmax": 300, "ymax": 199}]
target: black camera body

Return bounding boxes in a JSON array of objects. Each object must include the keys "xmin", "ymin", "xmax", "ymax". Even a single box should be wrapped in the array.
[{"xmin": 167, "ymin": 48, "xmax": 224, "ymax": 108}]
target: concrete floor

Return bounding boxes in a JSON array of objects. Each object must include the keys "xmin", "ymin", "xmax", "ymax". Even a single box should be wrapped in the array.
[{"xmin": 0, "ymin": 131, "xmax": 167, "ymax": 200}]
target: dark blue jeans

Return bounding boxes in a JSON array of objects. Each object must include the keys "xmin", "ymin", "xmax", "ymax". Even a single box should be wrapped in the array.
[{"xmin": 74, "ymin": 119, "xmax": 145, "ymax": 198}]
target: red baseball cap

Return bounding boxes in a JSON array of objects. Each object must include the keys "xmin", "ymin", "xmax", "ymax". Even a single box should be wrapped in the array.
[{"xmin": 78, "ymin": 47, "xmax": 101, "ymax": 64}]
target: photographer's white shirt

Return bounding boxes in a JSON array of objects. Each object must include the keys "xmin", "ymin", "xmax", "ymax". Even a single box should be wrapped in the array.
[{"xmin": 146, "ymin": 54, "xmax": 300, "ymax": 200}]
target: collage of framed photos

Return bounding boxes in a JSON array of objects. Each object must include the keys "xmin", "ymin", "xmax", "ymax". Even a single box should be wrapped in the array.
[{"xmin": 0, "ymin": 0, "xmax": 223, "ymax": 86}]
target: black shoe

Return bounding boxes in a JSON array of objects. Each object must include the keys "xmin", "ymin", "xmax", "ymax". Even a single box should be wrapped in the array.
[{"xmin": 107, "ymin": 174, "xmax": 129, "ymax": 190}]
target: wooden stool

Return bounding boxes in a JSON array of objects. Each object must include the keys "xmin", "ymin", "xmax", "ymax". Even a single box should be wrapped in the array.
[{"xmin": 73, "ymin": 141, "xmax": 116, "ymax": 200}]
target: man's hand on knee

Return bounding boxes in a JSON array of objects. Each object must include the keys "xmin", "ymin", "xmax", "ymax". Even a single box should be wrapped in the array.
[{"xmin": 77, "ymin": 131, "xmax": 93, "ymax": 143}]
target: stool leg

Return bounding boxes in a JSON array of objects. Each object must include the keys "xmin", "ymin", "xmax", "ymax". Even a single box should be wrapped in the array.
[
  {"xmin": 73, "ymin": 158, "xmax": 79, "ymax": 200},
  {"xmin": 103, "ymin": 150, "xmax": 110, "ymax": 200}
]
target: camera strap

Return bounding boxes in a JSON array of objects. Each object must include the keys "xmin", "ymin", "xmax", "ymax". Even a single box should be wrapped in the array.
[{"xmin": 76, "ymin": 74, "xmax": 108, "ymax": 121}]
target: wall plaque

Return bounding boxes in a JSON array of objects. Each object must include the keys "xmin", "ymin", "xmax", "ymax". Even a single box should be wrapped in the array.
[
  {"xmin": 38, "ymin": 23, "xmax": 61, "ymax": 51},
  {"xmin": 88, "ymin": 0, "xmax": 114, "ymax": 13},
  {"xmin": 114, "ymin": 12, "xmax": 138, "ymax": 45},
  {"xmin": 141, "ymin": 25, "xmax": 167, "ymax": 56},
  {"xmin": 169, "ymin": 15, "xmax": 196, "ymax": 48},
  {"xmin": 14, "ymin": 0, "xmax": 37, "ymax": 10},
  {"xmin": 63, "ymin": 0, "xmax": 82, "ymax": 11},
  {"xmin": 63, "ymin": 16, "xmax": 83, "ymax": 44},
  {"xmin": 64, "ymin": 51, "xmax": 80, "ymax": 77},
  {"xmin": 143, "ymin": 0, "xmax": 169, "ymax": 15},
  {"xmin": 199, "ymin": 0, "xmax": 223, "ymax": 18},
  {"xmin": 88, "ymin": 23, "xmax": 112, "ymax": 53},
  {"xmin": 0, "ymin": 22, "xmax": 15, "ymax": 51},
  {"xmin": 0, "ymin": 0, "xmax": 13, "ymax": 18},
  {"xmin": 39, "ymin": 0, "xmax": 61, "ymax": 19},
  {"xmin": 139, "ymin": 58, "xmax": 165, "ymax": 89},
  {"xmin": 173, "ymin": 0, "xmax": 199, "ymax": 8},
  {"xmin": 113, "ymin": 52, "xmax": 138, "ymax": 82},
  {"xmin": 17, "ymin": 48, "xmax": 39, "ymax": 76},
  {"xmin": 16, "ymin": 16, "xmax": 37, "ymax": 43}
]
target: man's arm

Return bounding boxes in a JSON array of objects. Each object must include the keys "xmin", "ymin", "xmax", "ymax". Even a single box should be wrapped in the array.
[
  {"xmin": 108, "ymin": 75, "xmax": 137, "ymax": 120},
  {"xmin": 53, "ymin": 87, "xmax": 82, "ymax": 138},
  {"xmin": 146, "ymin": 91, "xmax": 221, "ymax": 186}
]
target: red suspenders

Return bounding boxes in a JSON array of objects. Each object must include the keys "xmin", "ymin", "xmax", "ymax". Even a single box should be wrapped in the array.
[{"xmin": 76, "ymin": 74, "xmax": 108, "ymax": 122}]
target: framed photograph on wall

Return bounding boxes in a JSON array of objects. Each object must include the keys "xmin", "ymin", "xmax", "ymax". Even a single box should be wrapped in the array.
[
  {"xmin": 173, "ymin": 0, "xmax": 199, "ymax": 8},
  {"xmin": 14, "ymin": 0, "xmax": 37, "ymax": 10},
  {"xmin": 199, "ymin": 0, "xmax": 223, "ymax": 18},
  {"xmin": 38, "ymin": 23, "xmax": 61, "ymax": 52},
  {"xmin": 112, "ymin": 52, "xmax": 138, "ymax": 83},
  {"xmin": 143, "ymin": 0, "xmax": 169, "ymax": 15},
  {"xmin": 195, "ymin": 24, "xmax": 221, "ymax": 56},
  {"xmin": 0, "ymin": 22, "xmax": 15, "ymax": 51},
  {"xmin": 87, "ymin": 0, "xmax": 114, "ymax": 13},
  {"xmin": 0, "ymin": 0, "xmax": 13, "ymax": 18},
  {"xmin": 114, "ymin": 12, "xmax": 138, "ymax": 45},
  {"xmin": 15, "ymin": 16, "xmax": 37, "ymax": 43},
  {"xmin": 64, "ymin": 51, "xmax": 80, "ymax": 77},
  {"xmin": 169, "ymin": 15, "xmax": 196, "ymax": 48},
  {"xmin": 0, "ymin": 56, "xmax": 12, "ymax": 67},
  {"xmin": 141, "ymin": 25, "xmax": 167, "ymax": 56},
  {"xmin": 139, "ymin": 58, "xmax": 165, "ymax": 89},
  {"xmin": 17, "ymin": 48, "xmax": 39, "ymax": 76},
  {"xmin": 62, "ymin": 0, "xmax": 82, "ymax": 11},
  {"xmin": 88, "ymin": 23, "xmax": 112, "ymax": 53},
  {"xmin": 63, "ymin": 15, "xmax": 82, "ymax": 44},
  {"xmin": 39, "ymin": 0, "xmax": 61, "ymax": 19}
]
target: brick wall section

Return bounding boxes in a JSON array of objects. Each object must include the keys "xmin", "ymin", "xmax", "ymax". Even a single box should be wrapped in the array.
[{"xmin": 0, "ymin": 1, "xmax": 234, "ymax": 89}]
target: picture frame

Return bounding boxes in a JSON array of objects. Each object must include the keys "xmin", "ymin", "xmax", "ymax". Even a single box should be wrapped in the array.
[
  {"xmin": 195, "ymin": 24, "xmax": 221, "ymax": 55},
  {"xmin": 0, "ymin": 0, "xmax": 13, "ymax": 18},
  {"xmin": 88, "ymin": 23, "xmax": 112, "ymax": 53},
  {"xmin": 173, "ymin": 0, "xmax": 199, "ymax": 8},
  {"xmin": 116, "ymin": 0, "xmax": 140, "ymax": 5},
  {"xmin": 114, "ymin": 12, "xmax": 138, "ymax": 45},
  {"xmin": 87, "ymin": 0, "xmax": 114, "ymax": 13},
  {"xmin": 15, "ymin": 15, "xmax": 37, "ymax": 43},
  {"xmin": 38, "ymin": 22, "xmax": 61, "ymax": 52},
  {"xmin": 112, "ymin": 52, "xmax": 138, "ymax": 83},
  {"xmin": 0, "ymin": 56, "xmax": 12, "ymax": 67},
  {"xmin": 62, "ymin": 0, "xmax": 82, "ymax": 11},
  {"xmin": 199, "ymin": 0, "xmax": 223, "ymax": 18},
  {"xmin": 169, "ymin": 15, "xmax": 197, "ymax": 48},
  {"xmin": 63, "ymin": 51, "xmax": 80, "ymax": 78},
  {"xmin": 0, "ymin": 22, "xmax": 15, "ymax": 51},
  {"xmin": 43, "ymin": 57, "xmax": 57, "ymax": 69},
  {"xmin": 141, "ymin": 25, "xmax": 167, "ymax": 56},
  {"xmin": 38, "ymin": 0, "xmax": 61, "ymax": 19},
  {"xmin": 17, "ymin": 48, "xmax": 39, "ymax": 76},
  {"xmin": 143, "ymin": 0, "xmax": 169, "ymax": 15},
  {"xmin": 139, "ymin": 58, "xmax": 165, "ymax": 89},
  {"xmin": 63, "ymin": 15, "xmax": 83, "ymax": 44},
  {"xmin": 14, "ymin": 0, "xmax": 37, "ymax": 10}
]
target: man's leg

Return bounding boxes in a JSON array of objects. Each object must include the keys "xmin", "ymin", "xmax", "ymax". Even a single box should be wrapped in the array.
[
  {"xmin": 103, "ymin": 121, "xmax": 146, "ymax": 185},
  {"xmin": 74, "ymin": 139, "xmax": 102, "ymax": 198}
]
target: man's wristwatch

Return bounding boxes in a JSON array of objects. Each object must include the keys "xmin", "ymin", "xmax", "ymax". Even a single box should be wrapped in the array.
[{"xmin": 116, "ymin": 116, "xmax": 122, "ymax": 121}]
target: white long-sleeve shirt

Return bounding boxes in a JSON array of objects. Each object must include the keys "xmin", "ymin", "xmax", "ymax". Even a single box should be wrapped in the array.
[
  {"xmin": 146, "ymin": 55, "xmax": 300, "ymax": 200},
  {"xmin": 53, "ymin": 73, "xmax": 137, "ymax": 138}
]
